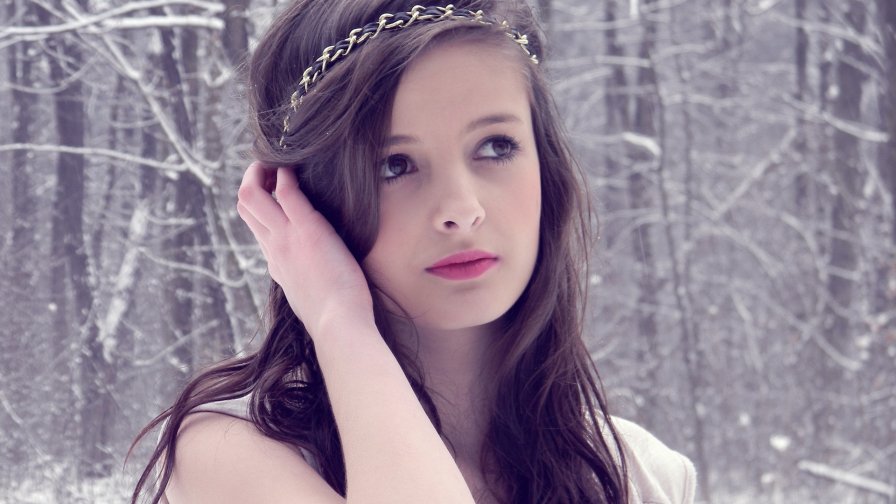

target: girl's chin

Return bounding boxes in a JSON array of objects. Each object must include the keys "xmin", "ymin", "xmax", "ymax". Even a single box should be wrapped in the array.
[{"xmin": 373, "ymin": 290, "xmax": 516, "ymax": 334}]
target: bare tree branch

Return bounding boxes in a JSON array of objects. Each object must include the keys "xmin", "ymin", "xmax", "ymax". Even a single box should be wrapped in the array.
[
  {"xmin": 0, "ymin": 0, "xmax": 223, "ymax": 41},
  {"xmin": 0, "ymin": 143, "xmax": 193, "ymax": 175},
  {"xmin": 798, "ymin": 460, "xmax": 895, "ymax": 498}
]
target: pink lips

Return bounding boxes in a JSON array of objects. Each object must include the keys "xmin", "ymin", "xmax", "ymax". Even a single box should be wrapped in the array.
[{"xmin": 426, "ymin": 250, "xmax": 498, "ymax": 280}]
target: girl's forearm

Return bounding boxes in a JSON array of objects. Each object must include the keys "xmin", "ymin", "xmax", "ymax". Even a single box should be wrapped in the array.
[{"xmin": 311, "ymin": 316, "xmax": 474, "ymax": 504}]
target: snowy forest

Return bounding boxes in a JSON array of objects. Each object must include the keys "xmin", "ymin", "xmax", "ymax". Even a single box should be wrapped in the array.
[{"xmin": 0, "ymin": 0, "xmax": 894, "ymax": 502}]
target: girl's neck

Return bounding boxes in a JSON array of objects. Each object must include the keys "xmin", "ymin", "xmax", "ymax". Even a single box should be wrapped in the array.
[{"xmin": 398, "ymin": 320, "xmax": 501, "ymax": 463}]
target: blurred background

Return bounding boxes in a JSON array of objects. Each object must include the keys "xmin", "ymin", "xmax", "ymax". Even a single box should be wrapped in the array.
[{"xmin": 1, "ymin": 0, "xmax": 894, "ymax": 502}]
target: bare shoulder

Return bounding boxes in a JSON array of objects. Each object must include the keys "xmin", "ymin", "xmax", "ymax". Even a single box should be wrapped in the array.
[
  {"xmin": 609, "ymin": 417, "xmax": 697, "ymax": 504},
  {"xmin": 165, "ymin": 411, "xmax": 344, "ymax": 504}
]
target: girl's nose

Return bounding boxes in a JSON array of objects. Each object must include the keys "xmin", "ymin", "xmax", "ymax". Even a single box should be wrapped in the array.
[{"xmin": 432, "ymin": 174, "xmax": 485, "ymax": 233}]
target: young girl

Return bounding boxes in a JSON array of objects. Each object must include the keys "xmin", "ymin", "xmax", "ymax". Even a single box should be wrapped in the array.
[{"xmin": 131, "ymin": 1, "xmax": 696, "ymax": 503}]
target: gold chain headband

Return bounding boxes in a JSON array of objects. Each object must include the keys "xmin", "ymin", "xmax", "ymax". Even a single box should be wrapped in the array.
[{"xmin": 278, "ymin": 4, "xmax": 538, "ymax": 148}]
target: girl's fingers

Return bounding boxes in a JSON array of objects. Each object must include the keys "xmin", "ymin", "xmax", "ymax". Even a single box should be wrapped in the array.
[
  {"xmin": 274, "ymin": 167, "xmax": 317, "ymax": 222},
  {"xmin": 257, "ymin": 240, "xmax": 272, "ymax": 265},
  {"xmin": 238, "ymin": 202, "xmax": 277, "ymax": 278},
  {"xmin": 237, "ymin": 201, "xmax": 269, "ymax": 238},
  {"xmin": 238, "ymin": 162, "xmax": 288, "ymax": 228}
]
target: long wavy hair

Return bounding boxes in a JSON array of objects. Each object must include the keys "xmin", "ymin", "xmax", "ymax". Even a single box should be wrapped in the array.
[{"xmin": 129, "ymin": 1, "xmax": 629, "ymax": 502}]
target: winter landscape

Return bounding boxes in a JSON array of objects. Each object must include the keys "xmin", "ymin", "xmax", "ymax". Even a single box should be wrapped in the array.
[{"xmin": 1, "ymin": 0, "xmax": 894, "ymax": 502}]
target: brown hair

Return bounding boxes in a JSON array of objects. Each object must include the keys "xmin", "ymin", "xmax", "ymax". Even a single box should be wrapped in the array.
[{"xmin": 129, "ymin": 1, "xmax": 629, "ymax": 502}]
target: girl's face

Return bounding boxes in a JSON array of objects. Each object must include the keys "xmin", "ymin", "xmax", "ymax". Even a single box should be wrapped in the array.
[{"xmin": 362, "ymin": 39, "xmax": 542, "ymax": 333}]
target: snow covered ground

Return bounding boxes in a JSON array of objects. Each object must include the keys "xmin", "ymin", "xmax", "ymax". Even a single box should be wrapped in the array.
[{"xmin": 2, "ymin": 474, "xmax": 132, "ymax": 504}]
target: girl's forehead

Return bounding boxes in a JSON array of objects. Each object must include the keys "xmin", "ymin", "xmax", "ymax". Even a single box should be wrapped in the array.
[{"xmin": 389, "ymin": 40, "xmax": 532, "ymax": 129}]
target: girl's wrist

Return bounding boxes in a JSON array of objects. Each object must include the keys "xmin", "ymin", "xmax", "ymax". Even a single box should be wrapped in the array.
[{"xmin": 308, "ymin": 308, "xmax": 378, "ymax": 345}]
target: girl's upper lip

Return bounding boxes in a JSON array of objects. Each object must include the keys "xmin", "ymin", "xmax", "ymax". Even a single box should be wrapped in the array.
[{"xmin": 427, "ymin": 249, "xmax": 498, "ymax": 269}]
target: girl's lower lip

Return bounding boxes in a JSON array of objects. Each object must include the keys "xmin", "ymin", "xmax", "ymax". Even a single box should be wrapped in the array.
[{"xmin": 426, "ymin": 258, "xmax": 498, "ymax": 280}]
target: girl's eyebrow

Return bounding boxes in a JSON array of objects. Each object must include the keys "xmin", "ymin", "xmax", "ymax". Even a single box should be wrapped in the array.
[
  {"xmin": 385, "ymin": 113, "xmax": 523, "ymax": 148},
  {"xmin": 464, "ymin": 112, "xmax": 523, "ymax": 134}
]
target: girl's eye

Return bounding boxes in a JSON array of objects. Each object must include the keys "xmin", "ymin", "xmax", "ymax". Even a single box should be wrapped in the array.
[
  {"xmin": 476, "ymin": 136, "xmax": 520, "ymax": 162},
  {"xmin": 380, "ymin": 155, "xmax": 415, "ymax": 182}
]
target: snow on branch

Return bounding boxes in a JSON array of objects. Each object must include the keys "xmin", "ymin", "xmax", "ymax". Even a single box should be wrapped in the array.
[
  {"xmin": 94, "ymin": 15, "xmax": 223, "ymax": 32},
  {"xmin": 0, "ymin": 143, "xmax": 206, "ymax": 182},
  {"xmin": 17, "ymin": 0, "xmax": 218, "ymax": 186},
  {"xmin": 818, "ymin": 111, "xmax": 889, "ymax": 144},
  {"xmin": 97, "ymin": 203, "xmax": 150, "ymax": 364},
  {"xmin": 798, "ymin": 460, "xmax": 895, "ymax": 499},
  {"xmin": 710, "ymin": 127, "xmax": 798, "ymax": 221},
  {"xmin": 0, "ymin": 390, "xmax": 50, "ymax": 460},
  {"xmin": 747, "ymin": 0, "xmax": 784, "ymax": 15},
  {"xmin": 552, "ymin": 54, "xmax": 650, "ymax": 70},
  {"xmin": 621, "ymin": 131, "xmax": 662, "ymax": 158},
  {"xmin": 767, "ymin": 11, "xmax": 883, "ymax": 59},
  {"xmin": 129, "ymin": 318, "xmax": 221, "ymax": 368},
  {"xmin": 784, "ymin": 96, "xmax": 890, "ymax": 143},
  {"xmin": 554, "ymin": 0, "xmax": 691, "ymax": 33},
  {"xmin": 78, "ymin": 28, "xmax": 216, "ymax": 185},
  {"xmin": 138, "ymin": 247, "xmax": 251, "ymax": 289},
  {"xmin": 0, "ymin": 390, "xmax": 26, "ymax": 431},
  {"xmin": 811, "ymin": 331, "xmax": 863, "ymax": 372},
  {"xmin": 730, "ymin": 292, "xmax": 765, "ymax": 372},
  {"xmin": 0, "ymin": 0, "xmax": 224, "ymax": 40}
]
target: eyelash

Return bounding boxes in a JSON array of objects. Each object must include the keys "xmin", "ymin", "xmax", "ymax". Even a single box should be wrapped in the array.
[{"xmin": 380, "ymin": 135, "xmax": 522, "ymax": 184}]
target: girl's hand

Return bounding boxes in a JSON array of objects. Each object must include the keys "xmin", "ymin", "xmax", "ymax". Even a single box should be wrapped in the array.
[{"xmin": 236, "ymin": 162, "xmax": 374, "ymax": 337}]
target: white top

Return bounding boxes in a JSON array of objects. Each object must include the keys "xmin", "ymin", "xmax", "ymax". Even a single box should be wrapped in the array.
[
  {"xmin": 608, "ymin": 417, "xmax": 697, "ymax": 504},
  {"xmin": 177, "ymin": 396, "xmax": 697, "ymax": 504}
]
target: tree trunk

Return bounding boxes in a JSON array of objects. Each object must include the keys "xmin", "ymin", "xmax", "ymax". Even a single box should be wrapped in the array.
[
  {"xmin": 38, "ymin": 0, "xmax": 112, "ymax": 478},
  {"xmin": 157, "ymin": 18, "xmax": 199, "ymax": 376},
  {"xmin": 825, "ymin": 0, "xmax": 864, "ymax": 369},
  {"xmin": 8, "ymin": 0, "xmax": 36, "ymax": 292},
  {"xmin": 667, "ymin": 7, "xmax": 711, "ymax": 499},
  {"xmin": 816, "ymin": 0, "xmax": 865, "ymax": 445},
  {"xmin": 793, "ymin": 0, "xmax": 811, "ymax": 209},
  {"xmin": 221, "ymin": 0, "xmax": 250, "ymax": 66},
  {"xmin": 878, "ymin": 0, "xmax": 896, "ymax": 245},
  {"xmin": 602, "ymin": 0, "xmax": 630, "ymax": 250},
  {"xmin": 3, "ymin": 0, "xmax": 37, "ymax": 477},
  {"xmin": 874, "ymin": 6, "xmax": 896, "ymax": 491},
  {"xmin": 204, "ymin": 0, "xmax": 259, "ymax": 353},
  {"xmin": 628, "ymin": 0, "xmax": 661, "ymax": 430},
  {"xmin": 35, "ymin": 4, "xmax": 74, "ymax": 485},
  {"xmin": 156, "ymin": 15, "xmax": 240, "ymax": 370},
  {"xmin": 184, "ymin": 25, "xmax": 239, "ymax": 364}
]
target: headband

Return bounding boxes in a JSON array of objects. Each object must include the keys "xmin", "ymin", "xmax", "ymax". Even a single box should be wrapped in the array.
[{"xmin": 278, "ymin": 4, "xmax": 538, "ymax": 148}]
